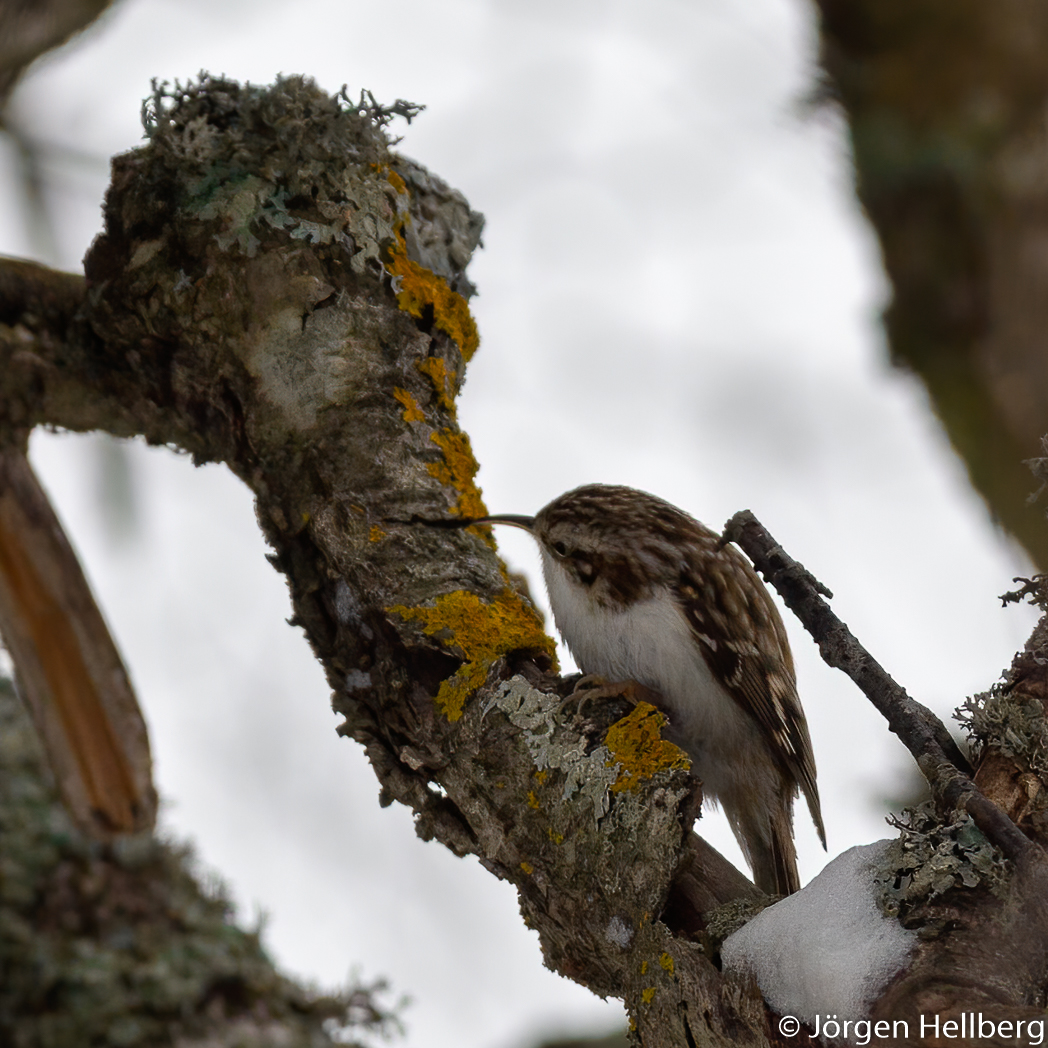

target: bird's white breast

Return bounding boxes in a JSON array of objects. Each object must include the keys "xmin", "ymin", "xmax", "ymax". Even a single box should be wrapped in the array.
[{"xmin": 540, "ymin": 548, "xmax": 763, "ymax": 802}]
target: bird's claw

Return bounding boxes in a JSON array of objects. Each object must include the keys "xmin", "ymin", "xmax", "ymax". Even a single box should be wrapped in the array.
[{"xmin": 558, "ymin": 674, "xmax": 660, "ymax": 726}]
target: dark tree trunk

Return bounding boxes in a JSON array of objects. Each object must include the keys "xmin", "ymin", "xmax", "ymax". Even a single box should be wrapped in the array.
[{"xmin": 815, "ymin": 0, "xmax": 1048, "ymax": 569}]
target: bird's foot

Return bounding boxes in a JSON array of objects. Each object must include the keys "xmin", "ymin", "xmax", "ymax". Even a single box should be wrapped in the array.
[
  {"xmin": 559, "ymin": 675, "xmax": 663, "ymax": 737},
  {"xmin": 572, "ymin": 673, "xmax": 647, "ymax": 711}
]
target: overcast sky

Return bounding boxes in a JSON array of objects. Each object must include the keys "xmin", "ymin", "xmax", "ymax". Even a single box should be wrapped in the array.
[{"xmin": 1, "ymin": 2, "xmax": 1040, "ymax": 1046}]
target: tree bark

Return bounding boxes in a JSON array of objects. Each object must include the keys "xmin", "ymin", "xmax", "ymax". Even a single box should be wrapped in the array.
[
  {"xmin": 867, "ymin": 620, "xmax": 1048, "ymax": 1046},
  {"xmin": 0, "ymin": 445, "xmax": 155, "ymax": 837}
]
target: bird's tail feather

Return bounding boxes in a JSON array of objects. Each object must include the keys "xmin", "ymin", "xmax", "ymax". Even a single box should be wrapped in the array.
[{"xmin": 736, "ymin": 800, "xmax": 800, "ymax": 897}]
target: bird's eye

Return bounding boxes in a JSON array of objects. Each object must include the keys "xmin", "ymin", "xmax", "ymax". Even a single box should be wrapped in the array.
[{"xmin": 551, "ymin": 540, "xmax": 568, "ymax": 557}]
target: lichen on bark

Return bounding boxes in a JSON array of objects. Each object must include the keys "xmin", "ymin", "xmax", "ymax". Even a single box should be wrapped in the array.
[{"xmin": 0, "ymin": 675, "xmax": 401, "ymax": 1047}]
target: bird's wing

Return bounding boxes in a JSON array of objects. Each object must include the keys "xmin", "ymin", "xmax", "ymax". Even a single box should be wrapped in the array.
[{"xmin": 673, "ymin": 540, "xmax": 825, "ymax": 845}]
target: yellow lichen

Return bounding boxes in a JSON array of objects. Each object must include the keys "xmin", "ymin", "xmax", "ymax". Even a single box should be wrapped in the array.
[
  {"xmin": 386, "ymin": 168, "xmax": 407, "ymax": 195},
  {"xmin": 520, "ymin": 861, "xmax": 533, "ymax": 875},
  {"xmin": 417, "ymin": 356, "xmax": 456, "ymax": 410},
  {"xmin": 527, "ymin": 791, "xmax": 541, "ymax": 810},
  {"xmin": 393, "ymin": 387, "xmax": 426, "ymax": 423},
  {"xmin": 385, "ymin": 230, "xmax": 480, "ymax": 361},
  {"xmin": 427, "ymin": 429, "xmax": 486, "ymax": 519},
  {"xmin": 547, "ymin": 827, "xmax": 564, "ymax": 844},
  {"xmin": 387, "ymin": 588, "xmax": 555, "ymax": 721},
  {"xmin": 534, "ymin": 769, "xmax": 548, "ymax": 785},
  {"xmin": 641, "ymin": 988, "xmax": 656, "ymax": 1005},
  {"xmin": 640, "ymin": 961, "xmax": 649, "ymax": 975},
  {"xmin": 659, "ymin": 952, "xmax": 675, "ymax": 975},
  {"xmin": 605, "ymin": 702, "xmax": 689, "ymax": 793},
  {"xmin": 369, "ymin": 525, "xmax": 386, "ymax": 543},
  {"xmin": 396, "ymin": 382, "xmax": 486, "ymax": 528}
]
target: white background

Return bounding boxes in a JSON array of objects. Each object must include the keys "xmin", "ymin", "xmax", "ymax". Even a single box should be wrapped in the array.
[{"xmin": 1, "ymin": 1, "xmax": 1039, "ymax": 1045}]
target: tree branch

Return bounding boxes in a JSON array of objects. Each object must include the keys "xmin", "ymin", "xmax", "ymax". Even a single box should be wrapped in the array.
[
  {"xmin": 814, "ymin": 0, "xmax": 1048, "ymax": 571},
  {"xmin": 722, "ymin": 509, "xmax": 1039, "ymax": 866},
  {"xmin": 0, "ymin": 0, "xmax": 116, "ymax": 107},
  {"xmin": 0, "ymin": 445, "xmax": 156, "ymax": 836}
]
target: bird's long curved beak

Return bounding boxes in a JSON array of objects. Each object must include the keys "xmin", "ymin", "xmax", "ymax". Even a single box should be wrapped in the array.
[{"xmin": 469, "ymin": 514, "xmax": 535, "ymax": 532}]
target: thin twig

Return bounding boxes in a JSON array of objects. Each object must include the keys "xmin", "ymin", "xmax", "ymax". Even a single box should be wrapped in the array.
[{"xmin": 722, "ymin": 509, "xmax": 1038, "ymax": 865}]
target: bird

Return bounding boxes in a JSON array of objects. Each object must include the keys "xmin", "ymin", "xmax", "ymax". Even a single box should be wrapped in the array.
[{"xmin": 469, "ymin": 483, "xmax": 825, "ymax": 896}]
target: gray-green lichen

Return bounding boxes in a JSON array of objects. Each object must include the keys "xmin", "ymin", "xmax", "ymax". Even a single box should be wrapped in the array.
[
  {"xmin": 0, "ymin": 675, "xmax": 403, "ymax": 1047},
  {"xmin": 129, "ymin": 76, "xmax": 415, "ymax": 438},
  {"xmin": 85, "ymin": 73, "xmax": 484, "ymax": 457},
  {"xmin": 485, "ymin": 676, "xmax": 621, "ymax": 824},
  {"xmin": 396, "ymin": 159, "xmax": 485, "ymax": 299},
  {"xmin": 139, "ymin": 75, "xmax": 481, "ymax": 295},
  {"xmin": 142, "ymin": 77, "xmax": 414, "ymax": 272},
  {"xmin": 473, "ymin": 673, "xmax": 692, "ymax": 1005},
  {"xmin": 701, "ymin": 897, "xmax": 771, "ymax": 960},
  {"xmin": 873, "ymin": 801, "xmax": 1009, "ymax": 922},
  {"xmin": 958, "ymin": 684, "xmax": 1048, "ymax": 776}
]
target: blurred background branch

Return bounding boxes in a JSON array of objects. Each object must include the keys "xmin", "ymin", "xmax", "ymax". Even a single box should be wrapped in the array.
[
  {"xmin": 0, "ymin": 671, "xmax": 403, "ymax": 1047},
  {"xmin": 817, "ymin": 0, "xmax": 1048, "ymax": 569},
  {"xmin": 0, "ymin": 445, "xmax": 156, "ymax": 838},
  {"xmin": 0, "ymin": 0, "xmax": 115, "ymax": 108}
]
